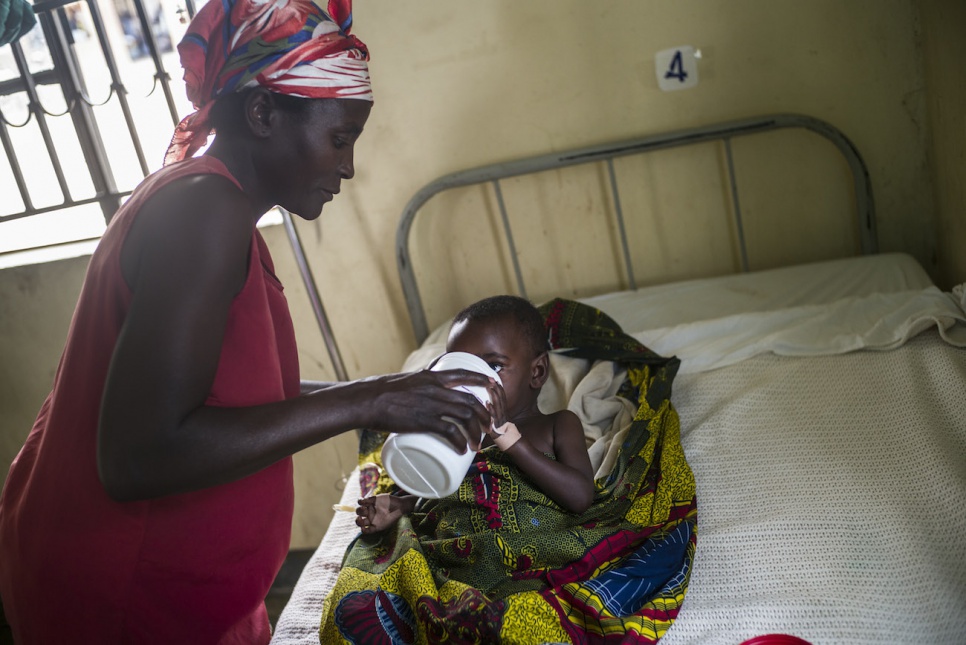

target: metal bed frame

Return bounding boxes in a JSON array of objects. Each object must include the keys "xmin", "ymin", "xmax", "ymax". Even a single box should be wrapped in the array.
[{"xmin": 395, "ymin": 114, "xmax": 877, "ymax": 345}]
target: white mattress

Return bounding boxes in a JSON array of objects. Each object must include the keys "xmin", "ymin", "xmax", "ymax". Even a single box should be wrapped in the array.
[
  {"xmin": 662, "ymin": 332, "xmax": 966, "ymax": 644},
  {"xmin": 272, "ymin": 253, "xmax": 966, "ymax": 644}
]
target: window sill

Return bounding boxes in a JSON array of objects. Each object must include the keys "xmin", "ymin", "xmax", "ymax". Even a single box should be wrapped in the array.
[
  {"xmin": 0, "ymin": 212, "xmax": 285, "ymax": 271},
  {"xmin": 0, "ymin": 239, "xmax": 101, "ymax": 270}
]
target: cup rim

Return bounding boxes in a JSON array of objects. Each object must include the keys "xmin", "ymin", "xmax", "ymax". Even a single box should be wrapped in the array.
[{"xmin": 431, "ymin": 351, "xmax": 501, "ymax": 384}]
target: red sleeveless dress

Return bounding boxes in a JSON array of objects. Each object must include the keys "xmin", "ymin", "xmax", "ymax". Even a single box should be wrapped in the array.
[{"xmin": 0, "ymin": 156, "xmax": 298, "ymax": 644}]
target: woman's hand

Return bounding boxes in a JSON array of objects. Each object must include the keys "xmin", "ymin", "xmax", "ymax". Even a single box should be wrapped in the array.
[
  {"xmin": 485, "ymin": 378, "xmax": 507, "ymax": 428},
  {"xmin": 361, "ymin": 369, "xmax": 493, "ymax": 453}
]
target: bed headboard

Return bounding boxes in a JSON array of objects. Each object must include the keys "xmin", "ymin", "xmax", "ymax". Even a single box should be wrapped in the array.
[{"xmin": 395, "ymin": 114, "xmax": 877, "ymax": 345}]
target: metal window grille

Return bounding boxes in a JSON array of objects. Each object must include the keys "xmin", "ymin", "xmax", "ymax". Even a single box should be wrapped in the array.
[{"xmin": 1, "ymin": 0, "xmax": 196, "ymax": 242}]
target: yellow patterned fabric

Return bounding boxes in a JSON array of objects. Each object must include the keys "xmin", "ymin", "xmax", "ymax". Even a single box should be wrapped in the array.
[{"xmin": 323, "ymin": 299, "xmax": 697, "ymax": 644}]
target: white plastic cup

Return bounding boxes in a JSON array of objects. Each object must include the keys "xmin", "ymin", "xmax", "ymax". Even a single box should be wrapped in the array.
[{"xmin": 380, "ymin": 352, "xmax": 501, "ymax": 499}]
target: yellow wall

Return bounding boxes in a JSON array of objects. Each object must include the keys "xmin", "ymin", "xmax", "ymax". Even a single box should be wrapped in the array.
[
  {"xmin": 1, "ymin": 0, "xmax": 960, "ymax": 548},
  {"xmin": 919, "ymin": 0, "xmax": 966, "ymax": 290},
  {"xmin": 316, "ymin": 0, "xmax": 936, "ymax": 375},
  {"xmin": 0, "ymin": 257, "xmax": 87, "ymax": 468}
]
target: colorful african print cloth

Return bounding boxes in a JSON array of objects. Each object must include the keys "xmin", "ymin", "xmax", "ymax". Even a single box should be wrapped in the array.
[
  {"xmin": 320, "ymin": 299, "xmax": 697, "ymax": 644},
  {"xmin": 165, "ymin": 0, "xmax": 371, "ymax": 165}
]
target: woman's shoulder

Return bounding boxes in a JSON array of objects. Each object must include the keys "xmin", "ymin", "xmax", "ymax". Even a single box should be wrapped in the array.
[
  {"xmin": 140, "ymin": 169, "xmax": 252, "ymax": 239},
  {"xmin": 117, "ymin": 163, "xmax": 255, "ymax": 291},
  {"xmin": 115, "ymin": 157, "xmax": 250, "ymax": 241}
]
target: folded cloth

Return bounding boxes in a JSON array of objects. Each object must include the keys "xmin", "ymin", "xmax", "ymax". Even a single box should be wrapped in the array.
[
  {"xmin": 326, "ymin": 299, "xmax": 697, "ymax": 645},
  {"xmin": 0, "ymin": 0, "xmax": 36, "ymax": 47}
]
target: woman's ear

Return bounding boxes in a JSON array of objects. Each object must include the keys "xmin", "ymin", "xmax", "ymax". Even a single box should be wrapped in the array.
[
  {"xmin": 529, "ymin": 352, "xmax": 550, "ymax": 389},
  {"xmin": 244, "ymin": 88, "xmax": 275, "ymax": 138}
]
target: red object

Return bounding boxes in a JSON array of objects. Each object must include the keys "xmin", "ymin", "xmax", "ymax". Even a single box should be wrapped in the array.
[
  {"xmin": 0, "ymin": 156, "xmax": 299, "ymax": 644},
  {"xmin": 741, "ymin": 635, "xmax": 813, "ymax": 645}
]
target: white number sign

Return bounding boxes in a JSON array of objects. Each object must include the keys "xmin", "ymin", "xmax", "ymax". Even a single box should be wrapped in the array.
[{"xmin": 655, "ymin": 46, "xmax": 699, "ymax": 92}]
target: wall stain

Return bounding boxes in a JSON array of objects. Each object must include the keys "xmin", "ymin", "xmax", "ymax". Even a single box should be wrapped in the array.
[
  {"xmin": 901, "ymin": 87, "xmax": 926, "ymax": 136},
  {"xmin": 13, "ymin": 268, "xmax": 39, "ymax": 297}
]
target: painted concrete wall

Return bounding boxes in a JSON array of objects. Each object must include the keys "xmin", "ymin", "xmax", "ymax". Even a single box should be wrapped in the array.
[
  {"xmin": 312, "ymin": 0, "xmax": 937, "ymax": 375},
  {"xmin": 0, "ymin": 0, "xmax": 959, "ymax": 548},
  {"xmin": 0, "ymin": 256, "xmax": 87, "ymax": 472},
  {"xmin": 919, "ymin": 0, "xmax": 966, "ymax": 290}
]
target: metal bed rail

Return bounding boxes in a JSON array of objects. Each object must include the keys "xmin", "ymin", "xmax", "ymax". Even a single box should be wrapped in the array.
[{"xmin": 396, "ymin": 113, "xmax": 878, "ymax": 344}]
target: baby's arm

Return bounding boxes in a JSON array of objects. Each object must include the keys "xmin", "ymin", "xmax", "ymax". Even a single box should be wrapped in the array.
[
  {"xmin": 356, "ymin": 493, "xmax": 419, "ymax": 534},
  {"xmin": 494, "ymin": 410, "xmax": 595, "ymax": 513}
]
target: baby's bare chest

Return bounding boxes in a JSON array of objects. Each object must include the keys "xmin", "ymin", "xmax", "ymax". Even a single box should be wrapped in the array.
[{"xmin": 516, "ymin": 417, "xmax": 556, "ymax": 455}]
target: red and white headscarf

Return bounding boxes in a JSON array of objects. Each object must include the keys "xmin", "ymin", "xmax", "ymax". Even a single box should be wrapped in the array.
[{"xmin": 164, "ymin": 0, "xmax": 372, "ymax": 165}]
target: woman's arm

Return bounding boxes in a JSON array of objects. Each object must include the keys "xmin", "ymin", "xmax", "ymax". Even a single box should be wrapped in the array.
[{"xmin": 97, "ymin": 177, "xmax": 490, "ymax": 502}]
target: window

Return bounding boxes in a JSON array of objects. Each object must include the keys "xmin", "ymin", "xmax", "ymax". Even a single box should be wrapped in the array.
[{"xmin": 0, "ymin": 0, "xmax": 287, "ymax": 260}]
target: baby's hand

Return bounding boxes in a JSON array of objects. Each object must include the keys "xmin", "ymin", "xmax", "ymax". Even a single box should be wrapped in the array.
[{"xmin": 355, "ymin": 494, "xmax": 414, "ymax": 534}]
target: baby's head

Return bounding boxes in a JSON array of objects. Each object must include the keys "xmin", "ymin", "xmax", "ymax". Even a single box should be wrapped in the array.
[{"xmin": 447, "ymin": 295, "xmax": 550, "ymax": 411}]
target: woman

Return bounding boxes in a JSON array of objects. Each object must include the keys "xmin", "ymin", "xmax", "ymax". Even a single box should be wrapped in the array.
[{"xmin": 0, "ymin": 1, "xmax": 493, "ymax": 642}]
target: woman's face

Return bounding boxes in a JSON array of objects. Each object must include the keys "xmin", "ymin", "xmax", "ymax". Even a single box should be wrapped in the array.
[
  {"xmin": 446, "ymin": 315, "xmax": 537, "ymax": 418},
  {"xmin": 267, "ymin": 98, "xmax": 372, "ymax": 219}
]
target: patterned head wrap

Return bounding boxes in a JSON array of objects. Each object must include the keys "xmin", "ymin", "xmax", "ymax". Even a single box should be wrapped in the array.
[{"xmin": 164, "ymin": 0, "xmax": 372, "ymax": 165}]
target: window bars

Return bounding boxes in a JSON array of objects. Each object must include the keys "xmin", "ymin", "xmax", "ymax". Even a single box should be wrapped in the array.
[{"xmin": 1, "ymin": 0, "xmax": 196, "ymax": 226}]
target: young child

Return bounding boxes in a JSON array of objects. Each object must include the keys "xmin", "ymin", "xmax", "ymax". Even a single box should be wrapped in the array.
[{"xmin": 356, "ymin": 295, "xmax": 595, "ymax": 533}]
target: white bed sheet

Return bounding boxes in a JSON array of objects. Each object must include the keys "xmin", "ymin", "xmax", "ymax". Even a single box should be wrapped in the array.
[
  {"xmin": 582, "ymin": 252, "xmax": 935, "ymax": 330},
  {"xmin": 662, "ymin": 332, "xmax": 966, "ymax": 644},
  {"xmin": 273, "ymin": 477, "xmax": 362, "ymax": 644},
  {"xmin": 271, "ymin": 253, "xmax": 966, "ymax": 644}
]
